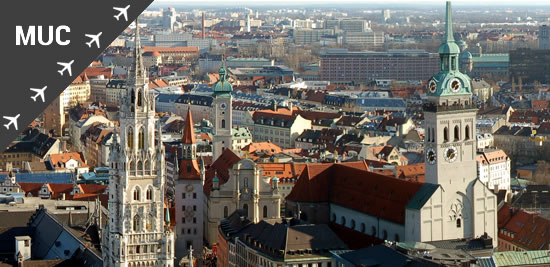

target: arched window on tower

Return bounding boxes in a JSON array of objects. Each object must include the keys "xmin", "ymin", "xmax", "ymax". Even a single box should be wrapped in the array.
[
  {"xmin": 454, "ymin": 125, "xmax": 460, "ymax": 141},
  {"xmin": 127, "ymin": 127, "xmax": 134, "ymax": 149},
  {"xmin": 146, "ymin": 188, "xmax": 152, "ymax": 200},
  {"xmin": 146, "ymin": 214, "xmax": 153, "ymax": 230},
  {"xmin": 443, "ymin": 127, "xmax": 449, "ymax": 143},
  {"xmin": 426, "ymin": 127, "xmax": 431, "ymax": 143},
  {"xmin": 465, "ymin": 125, "xmax": 470, "ymax": 140},
  {"xmin": 431, "ymin": 128, "xmax": 435, "ymax": 143},
  {"xmin": 221, "ymin": 119, "xmax": 226, "ymax": 129},
  {"xmin": 131, "ymin": 90, "xmax": 135, "ymax": 104},
  {"xmin": 133, "ymin": 215, "xmax": 141, "ymax": 231},
  {"xmin": 137, "ymin": 90, "xmax": 143, "ymax": 107},
  {"xmin": 138, "ymin": 127, "xmax": 145, "ymax": 149},
  {"xmin": 133, "ymin": 187, "xmax": 140, "ymax": 201}
]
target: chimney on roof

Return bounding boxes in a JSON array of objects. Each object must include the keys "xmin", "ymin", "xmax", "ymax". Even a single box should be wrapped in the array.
[{"xmin": 14, "ymin": 236, "xmax": 31, "ymax": 263}]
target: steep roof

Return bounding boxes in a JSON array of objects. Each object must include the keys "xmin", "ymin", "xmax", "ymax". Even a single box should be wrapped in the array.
[
  {"xmin": 287, "ymin": 163, "xmax": 425, "ymax": 224},
  {"xmin": 182, "ymin": 108, "xmax": 196, "ymax": 145},
  {"xmin": 204, "ymin": 149, "xmax": 242, "ymax": 195}
]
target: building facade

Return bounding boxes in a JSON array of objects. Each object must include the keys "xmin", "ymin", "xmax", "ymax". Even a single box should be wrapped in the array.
[
  {"xmin": 319, "ymin": 49, "xmax": 439, "ymax": 84},
  {"xmin": 101, "ymin": 23, "xmax": 175, "ymax": 267},
  {"xmin": 476, "ymin": 149, "xmax": 511, "ymax": 192}
]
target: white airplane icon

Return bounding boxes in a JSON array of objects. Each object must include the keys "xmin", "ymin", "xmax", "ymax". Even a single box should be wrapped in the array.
[
  {"xmin": 113, "ymin": 5, "xmax": 130, "ymax": 21},
  {"xmin": 3, "ymin": 114, "xmax": 20, "ymax": 131},
  {"xmin": 30, "ymin": 86, "xmax": 47, "ymax": 102},
  {"xmin": 57, "ymin": 60, "xmax": 74, "ymax": 76},
  {"xmin": 85, "ymin": 32, "xmax": 102, "ymax": 48}
]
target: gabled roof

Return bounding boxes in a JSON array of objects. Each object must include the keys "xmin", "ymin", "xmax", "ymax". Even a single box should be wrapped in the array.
[
  {"xmin": 204, "ymin": 149, "xmax": 242, "ymax": 195},
  {"xmin": 49, "ymin": 152, "xmax": 86, "ymax": 168},
  {"xmin": 287, "ymin": 163, "xmax": 426, "ymax": 224}
]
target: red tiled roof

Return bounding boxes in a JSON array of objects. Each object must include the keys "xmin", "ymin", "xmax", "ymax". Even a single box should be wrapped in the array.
[
  {"xmin": 242, "ymin": 142, "xmax": 282, "ymax": 154},
  {"xmin": 287, "ymin": 163, "xmax": 424, "ymax": 224},
  {"xmin": 498, "ymin": 204, "xmax": 550, "ymax": 250},
  {"xmin": 204, "ymin": 149, "xmax": 242, "ymax": 195},
  {"xmin": 49, "ymin": 152, "xmax": 86, "ymax": 167},
  {"xmin": 182, "ymin": 109, "xmax": 196, "ymax": 145},
  {"xmin": 79, "ymin": 184, "xmax": 107, "ymax": 194},
  {"xmin": 84, "ymin": 67, "xmax": 112, "ymax": 79},
  {"xmin": 17, "ymin": 182, "xmax": 43, "ymax": 197}
]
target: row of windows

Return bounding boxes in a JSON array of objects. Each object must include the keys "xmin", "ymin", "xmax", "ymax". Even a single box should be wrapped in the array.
[
  {"xmin": 133, "ymin": 187, "xmax": 154, "ymax": 201},
  {"xmin": 181, "ymin": 217, "xmax": 197, "ymax": 224},
  {"xmin": 426, "ymin": 125, "xmax": 471, "ymax": 143},
  {"xmin": 332, "ymin": 213, "xmax": 399, "ymax": 242},
  {"xmin": 182, "ymin": 192, "xmax": 197, "ymax": 199}
]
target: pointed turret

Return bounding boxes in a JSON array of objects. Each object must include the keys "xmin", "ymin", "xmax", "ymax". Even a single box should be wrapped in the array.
[
  {"xmin": 438, "ymin": 1, "xmax": 460, "ymax": 56},
  {"xmin": 128, "ymin": 19, "xmax": 148, "ymax": 87},
  {"xmin": 179, "ymin": 108, "xmax": 201, "ymax": 180},
  {"xmin": 182, "ymin": 108, "xmax": 197, "ymax": 145}
]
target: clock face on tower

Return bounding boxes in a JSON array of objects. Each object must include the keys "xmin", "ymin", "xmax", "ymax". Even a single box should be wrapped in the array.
[
  {"xmin": 426, "ymin": 147, "xmax": 437, "ymax": 165},
  {"xmin": 428, "ymin": 80, "xmax": 437, "ymax": 94},
  {"xmin": 450, "ymin": 78, "xmax": 462, "ymax": 93},
  {"xmin": 444, "ymin": 146, "xmax": 458, "ymax": 163},
  {"xmin": 220, "ymin": 103, "xmax": 227, "ymax": 110}
]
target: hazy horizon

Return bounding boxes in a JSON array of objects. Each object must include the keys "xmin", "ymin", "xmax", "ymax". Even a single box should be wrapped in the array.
[{"xmin": 151, "ymin": 0, "xmax": 550, "ymax": 8}]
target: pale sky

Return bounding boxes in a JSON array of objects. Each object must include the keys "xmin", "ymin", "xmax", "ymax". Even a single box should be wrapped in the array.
[{"xmin": 153, "ymin": 0, "xmax": 550, "ymax": 6}]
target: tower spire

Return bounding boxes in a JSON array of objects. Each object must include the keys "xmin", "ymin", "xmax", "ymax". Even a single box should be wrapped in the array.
[
  {"xmin": 131, "ymin": 18, "xmax": 147, "ymax": 85},
  {"xmin": 444, "ymin": 1, "xmax": 454, "ymax": 43}
]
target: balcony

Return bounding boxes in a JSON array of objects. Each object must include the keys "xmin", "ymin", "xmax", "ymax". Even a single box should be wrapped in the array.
[{"xmin": 423, "ymin": 102, "xmax": 477, "ymax": 113}]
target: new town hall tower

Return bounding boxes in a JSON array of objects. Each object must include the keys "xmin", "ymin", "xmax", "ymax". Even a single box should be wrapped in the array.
[{"xmin": 101, "ymin": 22, "xmax": 175, "ymax": 267}]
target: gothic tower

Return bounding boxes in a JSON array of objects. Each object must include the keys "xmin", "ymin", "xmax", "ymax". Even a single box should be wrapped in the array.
[
  {"xmin": 211, "ymin": 66, "xmax": 233, "ymax": 161},
  {"xmin": 101, "ymin": 21, "xmax": 175, "ymax": 267},
  {"xmin": 174, "ymin": 108, "xmax": 205, "ymax": 261}
]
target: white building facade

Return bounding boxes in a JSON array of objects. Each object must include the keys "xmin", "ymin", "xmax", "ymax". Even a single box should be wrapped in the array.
[{"xmin": 101, "ymin": 23, "xmax": 175, "ymax": 267}]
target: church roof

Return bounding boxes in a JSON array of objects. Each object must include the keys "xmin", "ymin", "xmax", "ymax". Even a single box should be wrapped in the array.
[
  {"xmin": 204, "ymin": 149, "xmax": 242, "ymax": 195},
  {"xmin": 287, "ymin": 163, "xmax": 425, "ymax": 224}
]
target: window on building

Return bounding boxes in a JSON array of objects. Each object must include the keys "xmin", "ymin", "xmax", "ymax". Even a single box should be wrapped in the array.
[
  {"xmin": 193, "ymin": 205, "xmax": 196, "ymax": 211},
  {"xmin": 138, "ymin": 127, "xmax": 145, "ymax": 149},
  {"xmin": 457, "ymin": 218, "xmax": 461, "ymax": 228},
  {"xmin": 454, "ymin": 125, "xmax": 460, "ymax": 141},
  {"xmin": 182, "ymin": 206, "xmax": 185, "ymax": 211},
  {"xmin": 193, "ymin": 217, "xmax": 196, "ymax": 224},
  {"xmin": 465, "ymin": 125, "xmax": 470, "ymax": 140},
  {"xmin": 383, "ymin": 230, "xmax": 388, "ymax": 240},
  {"xmin": 127, "ymin": 127, "xmax": 134, "ymax": 149},
  {"xmin": 137, "ymin": 90, "xmax": 143, "ymax": 106},
  {"xmin": 361, "ymin": 223, "xmax": 366, "ymax": 233},
  {"xmin": 224, "ymin": 206, "xmax": 228, "ymax": 218},
  {"xmin": 222, "ymin": 119, "xmax": 226, "ymax": 129},
  {"xmin": 341, "ymin": 216, "xmax": 346, "ymax": 226},
  {"xmin": 133, "ymin": 187, "xmax": 140, "ymax": 201},
  {"xmin": 263, "ymin": 206, "xmax": 268, "ymax": 218},
  {"xmin": 133, "ymin": 215, "xmax": 140, "ymax": 231},
  {"xmin": 243, "ymin": 204, "xmax": 249, "ymax": 216},
  {"xmin": 146, "ymin": 214, "xmax": 153, "ymax": 230},
  {"xmin": 350, "ymin": 219, "xmax": 356, "ymax": 230},
  {"xmin": 193, "ymin": 193, "xmax": 197, "ymax": 199},
  {"xmin": 146, "ymin": 188, "xmax": 152, "ymax": 200},
  {"xmin": 182, "ymin": 193, "xmax": 186, "ymax": 199},
  {"xmin": 443, "ymin": 127, "xmax": 449, "ymax": 142}
]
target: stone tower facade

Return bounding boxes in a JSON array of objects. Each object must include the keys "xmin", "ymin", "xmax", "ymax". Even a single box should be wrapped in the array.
[
  {"xmin": 101, "ymin": 21, "xmax": 175, "ymax": 267},
  {"xmin": 211, "ymin": 66, "xmax": 233, "ymax": 161},
  {"xmin": 421, "ymin": 1, "xmax": 497, "ymax": 244},
  {"xmin": 174, "ymin": 108, "xmax": 205, "ymax": 261}
]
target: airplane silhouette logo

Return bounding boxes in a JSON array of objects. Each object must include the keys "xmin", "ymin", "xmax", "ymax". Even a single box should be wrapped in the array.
[
  {"xmin": 113, "ymin": 5, "xmax": 130, "ymax": 21},
  {"xmin": 3, "ymin": 114, "xmax": 20, "ymax": 131},
  {"xmin": 85, "ymin": 32, "xmax": 102, "ymax": 48},
  {"xmin": 57, "ymin": 60, "xmax": 74, "ymax": 76},
  {"xmin": 30, "ymin": 86, "xmax": 47, "ymax": 102}
]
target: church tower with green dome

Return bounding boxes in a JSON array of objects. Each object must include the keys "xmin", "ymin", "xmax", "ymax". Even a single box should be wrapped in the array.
[
  {"xmin": 415, "ymin": 1, "xmax": 497, "ymax": 247},
  {"xmin": 424, "ymin": 1, "xmax": 477, "ymax": 188},
  {"xmin": 211, "ymin": 65, "xmax": 233, "ymax": 161}
]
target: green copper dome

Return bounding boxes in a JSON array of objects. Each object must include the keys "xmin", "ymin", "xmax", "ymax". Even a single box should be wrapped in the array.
[
  {"xmin": 213, "ymin": 66, "xmax": 232, "ymax": 98},
  {"xmin": 438, "ymin": 42, "xmax": 460, "ymax": 55},
  {"xmin": 427, "ymin": 1, "xmax": 472, "ymax": 97},
  {"xmin": 460, "ymin": 51, "xmax": 473, "ymax": 60}
]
